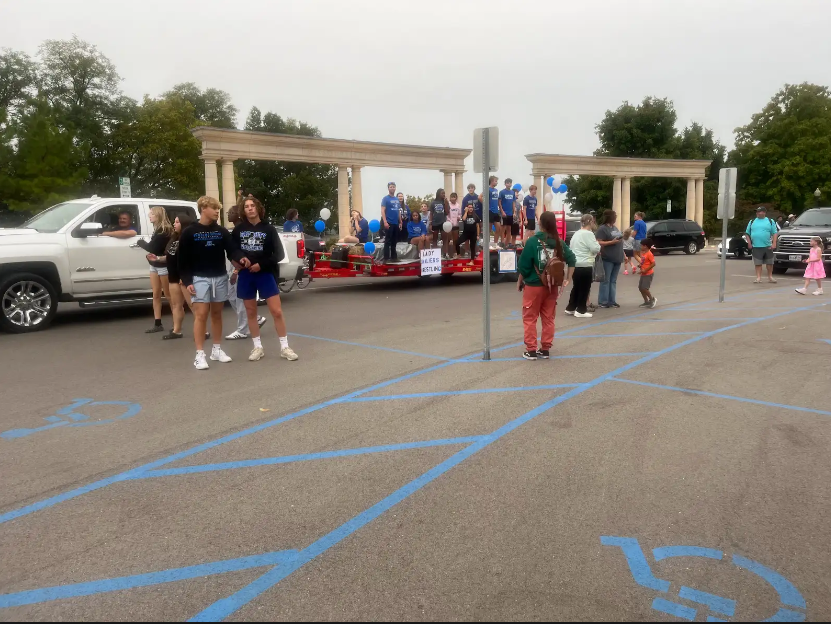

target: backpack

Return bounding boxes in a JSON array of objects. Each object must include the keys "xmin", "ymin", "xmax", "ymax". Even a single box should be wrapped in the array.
[
  {"xmin": 747, "ymin": 217, "xmax": 777, "ymax": 237},
  {"xmin": 534, "ymin": 242, "xmax": 565, "ymax": 292}
]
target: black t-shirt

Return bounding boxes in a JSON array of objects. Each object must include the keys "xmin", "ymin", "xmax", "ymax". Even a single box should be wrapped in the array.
[
  {"xmin": 177, "ymin": 222, "xmax": 241, "ymax": 286},
  {"xmin": 462, "ymin": 212, "xmax": 480, "ymax": 232},
  {"xmin": 138, "ymin": 232, "xmax": 170, "ymax": 267},
  {"xmin": 430, "ymin": 200, "xmax": 447, "ymax": 226},
  {"xmin": 231, "ymin": 220, "xmax": 283, "ymax": 275},
  {"xmin": 166, "ymin": 239, "xmax": 181, "ymax": 279}
]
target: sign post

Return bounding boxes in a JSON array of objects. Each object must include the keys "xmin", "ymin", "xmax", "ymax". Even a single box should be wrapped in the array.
[
  {"xmin": 473, "ymin": 127, "xmax": 498, "ymax": 360},
  {"xmin": 119, "ymin": 176, "xmax": 131, "ymax": 199},
  {"xmin": 717, "ymin": 167, "xmax": 738, "ymax": 303},
  {"xmin": 667, "ymin": 199, "xmax": 672, "ymax": 213}
]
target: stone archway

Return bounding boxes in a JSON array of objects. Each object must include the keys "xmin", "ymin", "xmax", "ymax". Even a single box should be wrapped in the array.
[
  {"xmin": 525, "ymin": 154, "xmax": 712, "ymax": 228},
  {"xmin": 191, "ymin": 127, "xmax": 471, "ymax": 236}
]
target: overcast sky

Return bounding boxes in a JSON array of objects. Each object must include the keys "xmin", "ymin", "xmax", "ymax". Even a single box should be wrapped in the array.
[{"xmin": 3, "ymin": 0, "xmax": 831, "ymax": 218}]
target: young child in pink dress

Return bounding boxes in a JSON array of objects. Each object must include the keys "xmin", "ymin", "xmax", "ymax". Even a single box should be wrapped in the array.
[{"xmin": 795, "ymin": 236, "xmax": 825, "ymax": 296}]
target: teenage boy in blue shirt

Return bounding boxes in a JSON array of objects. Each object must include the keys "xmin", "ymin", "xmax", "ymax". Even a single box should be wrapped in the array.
[
  {"xmin": 381, "ymin": 182, "xmax": 401, "ymax": 262},
  {"xmin": 462, "ymin": 183, "xmax": 482, "ymax": 241},
  {"xmin": 499, "ymin": 178, "xmax": 517, "ymax": 248},
  {"xmin": 480, "ymin": 176, "xmax": 500, "ymax": 248}
]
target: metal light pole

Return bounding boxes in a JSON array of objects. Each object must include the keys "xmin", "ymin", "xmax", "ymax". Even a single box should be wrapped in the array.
[{"xmin": 481, "ymin": 129, "xmax": 491, "ymax": 360}]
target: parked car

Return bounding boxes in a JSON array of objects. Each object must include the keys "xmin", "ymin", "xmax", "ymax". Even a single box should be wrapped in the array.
[
  {"xmin": 717, "ymin": 236, "xmax": 751, "ymax": 259},
  {"xmin": 645, "ymin": 219, "xmax": 705, "ymax": 254},
  {"xmin": 772, "ymin": 207, "xmax": 831, "ymax": 274},
  {"xmin": 564, "ymin": 217, "xmax": 581, "ymax": 245},
  {"xmin": 0, "ymin": 197, "xmax": 305, "ymax": 333}
]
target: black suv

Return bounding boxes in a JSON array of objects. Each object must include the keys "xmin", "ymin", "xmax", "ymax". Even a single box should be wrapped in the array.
[
  {"xmin": 772, "ymin": 207, "xmax": 831, "ymax": 274},
  {"xmin": 645, "ymin": 219, "xmax": 705, "ymax": 254}
]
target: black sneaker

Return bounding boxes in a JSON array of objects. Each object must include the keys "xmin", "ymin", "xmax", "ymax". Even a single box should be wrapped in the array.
[
  {"xmin": 611, "ymin": 303, "xmax": 621, "ymax": 308},
  {"xmin": 522, "ymin": 351, "xmax": 538, "ymax": 360},
  {"xmin": 536, "ymin": 350, "xmax": 550, "ymax": 359},
  {"xmin": 638, "ymin": 301, "xmax": 651, "ymax": 308},
  {"xmin": 145, "ymin": 325, "xmax": 164, "ymax": 334}
]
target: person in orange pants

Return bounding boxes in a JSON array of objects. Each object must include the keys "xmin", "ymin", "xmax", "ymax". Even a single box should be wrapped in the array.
[{"xmin": 517, "ymin": 211, "xmax": 576, "ymax": 360}]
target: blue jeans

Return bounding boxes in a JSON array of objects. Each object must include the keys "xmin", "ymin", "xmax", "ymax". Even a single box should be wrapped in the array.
[{"xmin": 598, "ymin": 260, "xmax": 621, "ymax": 306}]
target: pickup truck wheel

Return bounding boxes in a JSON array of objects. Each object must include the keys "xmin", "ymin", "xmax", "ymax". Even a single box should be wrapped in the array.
[{"xmin": 0, "ymin": 273, "xmax": 58, "ymax": 333}]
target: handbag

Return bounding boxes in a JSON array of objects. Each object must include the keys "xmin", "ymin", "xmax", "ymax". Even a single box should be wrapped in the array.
[{"xmin": 592, "ymin": 255, "xmax": 605, "ymax": 282}]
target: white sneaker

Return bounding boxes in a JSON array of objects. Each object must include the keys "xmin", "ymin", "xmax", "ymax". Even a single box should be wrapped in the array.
[
  {"xmin": 564, "ymin": 310, "xmax": 575, "ymax": 316},
  {"xmin": 194, "ymin": 352, "xmax": 209, "ymax": 370},
  {"xmin": 281, "ymin": 346, "xmax": 299, "ymax": 361},
  {"xmin": 225, "ymin": 331, "xmax": 248, "ymax": 340},
  {"xmin": 795, "ymin": 288, "xmax": 807, "ymax": 296},
  {"xmin": 257, "ymin": 316, "xmax": 267, "ymax": 327},
  {"xmin": 574, "ymin": 312, "xmax": 593, "ymax": 318},
  {"xmin": 813, "ymin": 289, "xmax": 824, "ymax": 296},
  {"xmin": 210, "ymin": 347, "xmax": 232, "ymax": 363},
  {"xmin": 249, "ymin": 346, "xmax": 265, "ymax": 361}
]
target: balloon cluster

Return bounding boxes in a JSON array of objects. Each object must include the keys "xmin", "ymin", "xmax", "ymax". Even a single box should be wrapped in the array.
[
  {"xmin": 546, "ymin": 176, "xmax": 568, "ymax": 195},
  {"xmin": 315, "ymin": 207, "xmax": 333, "ymax": 233}
]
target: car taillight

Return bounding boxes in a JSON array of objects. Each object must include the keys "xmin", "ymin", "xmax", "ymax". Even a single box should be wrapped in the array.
[
  {"xmin": 296, "ymin": 239, "xmax": 305, "ymax": 258},
  {"xmin": 701, "ymin": 231, "xmax": 705, "ymax": 236}
]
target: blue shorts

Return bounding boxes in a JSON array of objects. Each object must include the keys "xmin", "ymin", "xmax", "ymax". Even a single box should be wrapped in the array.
[{"xmin": 237, "ymin": 270, "xmax": 279, "ymax": 301}]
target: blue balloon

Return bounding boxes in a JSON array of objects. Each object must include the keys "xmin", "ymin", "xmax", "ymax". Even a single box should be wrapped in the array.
[
  {"xmin": 558, "ymin": 184, "xmax": 568, "ymax": 194},
  {"xmin": 551, "ymin": 187, "xmax": 559, "ymax": 194},
  {"xmin": 546, "ymin": 176, "xmax": 555, "ymax": 187},
  {"xmin": 369, "ymin": 219, "xmax": 381, "ymax": 232},
  {"xmin": 512, "ymin": 183, "xmax": 522, "ymax": 192},
  {"xmin": 314, "ymin": 220, "xmax": 325, "ymax": 232},
  {"xmin": 364, "ymin": 241, "xmax": 376, "ymax": 254}
]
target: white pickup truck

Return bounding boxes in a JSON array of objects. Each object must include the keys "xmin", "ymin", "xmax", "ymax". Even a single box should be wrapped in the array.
[{"xmin": 0, "ymin": 197, "xmax": 306, "ymax": 333}]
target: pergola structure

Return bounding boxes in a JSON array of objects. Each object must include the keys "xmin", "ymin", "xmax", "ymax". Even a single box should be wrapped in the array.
[
  {"xmin": 525, "ymin": 154, "xmax": 712, "ymax": 228},
  {"xmin": 191, "ymin": 127, "xmax": 471, "ymax": 236}
]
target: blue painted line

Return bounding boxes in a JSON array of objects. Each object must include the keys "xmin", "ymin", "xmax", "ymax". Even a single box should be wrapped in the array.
[
  {"xmin": 652, "ymin": 598, "xmax": 696, "ymax": 621},
  {"xmin": 288, "ymin": 332, "xmax": 451, "ymax": 361},
  {"xmin": 819, "ymin": 339, "xmax": 831, "ymax": 346},
  {"xmin": 558, "ymin": 332, "xmax": 704, "ymax": 339},
  {"xmin": 763, "ymin": 608, "xmax": 807, "ymax": 622},
  {"xmin": 608, "ymin": 317, "xmax": 762, "ymax": 323},
  {"xmin": 679, "ymin": 586, "xmax": 736, "ymax": 617},
  {"xmin": 611, "ymin": 378, "xmax": 831, "ymax": 419},
  {"xmin": 136, "ymin": 437, "xmax": 485, "ymax": 479},
  {"xmin": 599, "ymin": 536, "xmax": 670, "ymax": 592},
  {"xmin": 346, "ymin": 385, "xmax": 580, "ymax": 402},
  {"xmin": 707, "ymin": 617, "xmax": 727, "ymax": 623},
  {"xmin": 453, "ymin": 353, "xmax": 653, "ymax": 363},
  {"xmin": 653, "ymin": 546, "xmax": 723, "ymax": 561},
  {"xmin": 733, "ymin": 554, "xmax": 806, "ymax": 609},
  {"xmin": 0, "ymin": 550, "xmax": 298, "ymax": 609}
]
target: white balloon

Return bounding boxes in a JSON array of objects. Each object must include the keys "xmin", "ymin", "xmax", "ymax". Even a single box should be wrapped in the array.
[
  {"xmin": 319, "ymin": 208, "xmax": 331, "ymax": 220},
  {"xmin": 544, "ymin": 192, "xmax": 554, "ymax": 208},
  {"xmin": 442, "ymin": 220, "xmax": 452, "ymax": 233}
]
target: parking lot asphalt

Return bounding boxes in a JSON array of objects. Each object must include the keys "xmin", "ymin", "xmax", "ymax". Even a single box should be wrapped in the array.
[{"xmin": 1, "ymin": 251, "xmax": 829, "ymax": 622}]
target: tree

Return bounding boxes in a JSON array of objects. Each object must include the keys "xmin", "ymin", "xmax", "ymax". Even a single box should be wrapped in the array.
[
  {"xmin": 730, "ymin": 83, "xmax": 831, "ymax": 214},
  {"xmin": 162, "ymin": 83, "xmax": 237, "ymax": 128},
  {"xmin": 236, "ymin": 107, "xmax": 336, "ymax": 226},
  {"xmin": 405, "ymin": 195, "xmax": 434, "ymax": 214},
  {"xmin": 0, "ymin": 49, "xmax": 38, "ymax": 114}
]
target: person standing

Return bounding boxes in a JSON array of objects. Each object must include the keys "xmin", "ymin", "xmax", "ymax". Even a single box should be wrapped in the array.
[
  {"xmin": 499, "ymin": 179, "xmax": 517, "ymax": 248},
  {"xmin": 595, "ymin": 209, "xmax": 624, "ymax": 308},
  {"xmin": 225, "ymin": 205, "xmax": 266, "ymax": 341},
  {"xmin": 448, "ymin": 192, "xmax": 462, "ymax": 259},
  {"xmin": 462, "ymin": 183, "xmax": 482, "ymax": 243},
  {"xmin": 522, "ymin": 185, "xmax": 539, "ymax": 243},
  {"xmin": 622, "ymin": 228, "xmax": 635, "ymax": 275},
  {"xmin": 638, "ymin": 239, "xmax": 657, "ymax": 308},
  {"xmin": 397, "ymin": 192, "xmax": 410, "ymax": 242},
  {"xmin": 795, "ymin": 236, "xmax": 825, "ymax": 296},
  {"xmin": 177, "ymin": 196, "xmax": 244, "ymax": 370},
  {"xmin": 518, "ymin": 211, "xmax": 576, "ymax": 360},
  {"xmin": 407, "ymin": 211, "xmax": 429, "ymax": 251},
  {"xmin": 430, "ymin": 189, "xmax": 450, "ymax": 257},
  {"xmin": 381, "ymin": 182, "xmax": 401, "ymax": 262},
  {"xmin": 456, "ymin": 202, "xmax": 481, "ymax": 263},
  {"xmin": 744, "ymin": 206, "xmax": 779, "ymax": 284},
  {"xmin": 632, "ymin": 212, "xmax": 648, "ymax": 262},
  {"xmin": 137, "ymin": 206, "xmax": 173, "ymax": 333},
  {"xmin": 480, "ymin": 176, "xmax": 501, "ymax": 248},
  {"xmin": 565, "ymin": 214, "xmax": 601, "ymax": 318},
  {"xmin": 420, "ymin": 202, "xmax": 431, "ymax": 240},
  {"xmin": 233, "ymin": 196, "xmax": 299, "ymax": 362},
  {"xmin": 283, "ymin": 208, "xmax": 304, "ymax": 235}
]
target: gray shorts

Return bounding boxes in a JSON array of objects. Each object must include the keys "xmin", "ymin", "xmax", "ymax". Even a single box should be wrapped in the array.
[
  {"xmin": 192, "ymin": 275, "xmax": 229, "ymax": 303},
  {"xmin": 752, "ymin": 246, "xmax": 774, "ymax": 265},
  {"xmin": 149, "ymin": 266, "xmax": 168, "ymax": 277},
  {"xmin": 639, "ymin": 274, "xmax": 654, "ymax": 290}
]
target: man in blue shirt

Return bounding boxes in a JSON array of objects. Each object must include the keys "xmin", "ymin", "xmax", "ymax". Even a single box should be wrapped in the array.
[
  {"xmin": 522, "ymin": 185, "xmax": 538, "ymax": 242},
  {"xmin": 381, "ymin": 182, "xmax": 401, "ymax": 262},
  {"xmin": 462, "ymin": 183, "xmax": 482, "ymax": 240},
  {"xmin": 499, "ymin": 178, "xmax": 517, "ymax": 247},
  {"xmin": 743, "ymin": 206, "xmax": 780, "ymax": 283},
  {"xmin": 480, "ymin": 175, "xmax": 501, "ymax": 248}
]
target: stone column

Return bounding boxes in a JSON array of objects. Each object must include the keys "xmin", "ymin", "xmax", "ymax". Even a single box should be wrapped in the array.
[
  {"xmin": 454, "ymin": 170, "xmax": 465, "ymax": 199},
  {"xmin": 686, "ymin": 178, "xmax": 696, "ymax": 221},
  {"xmin": 337, "ymin": 165, "xmax": 350, "ymax": 238},
  {"xmin": 351, "ymin": 166, "xmax": 363, "ymax": 215},
  {"xmin": 220, "ymin": 159, "xmax": 236, "ymax": 227},
  {"xmin": 540, "ymin": 175, "xmax": 549, "ymax": 210},
  {"xmin": 612, "ymin": 177, "xmax": 622, "ymax": 225},
  {"xmin": 442, "ymin": 170, "xmax": 453, "ymax": 195},
  {"xmin": 203, "ymin": 158, "xmax": 220, "ymax": 201},
  {"xmin": 621, "ymin": 177, "xmax": 631, "ymax": 229},
  {"xmin": 695, "ymin": 178, "xmax": 705, "ymax": 226}
]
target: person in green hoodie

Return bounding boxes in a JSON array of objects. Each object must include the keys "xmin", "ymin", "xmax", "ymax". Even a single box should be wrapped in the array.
[{"xmin": 518, "ymin": 211, "xmax": 576, "ymax": 360}]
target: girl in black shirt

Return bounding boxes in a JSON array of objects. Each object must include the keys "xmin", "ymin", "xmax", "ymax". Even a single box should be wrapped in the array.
[{"xmin": 137, "ymin": 206, "xmax": 172, "ymax": 333}]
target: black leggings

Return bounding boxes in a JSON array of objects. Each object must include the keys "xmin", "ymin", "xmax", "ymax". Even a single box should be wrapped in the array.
[
  {"xmin": 566, "ymin": 266, "xmax": 594, "ymax": 314},
  {"xmin": 384, "ymin": 224, "xmax": 400, "ymax": 260},
  {"xmin": 456, "ymin": 227, "xmax": 478, "ymax": 258}
]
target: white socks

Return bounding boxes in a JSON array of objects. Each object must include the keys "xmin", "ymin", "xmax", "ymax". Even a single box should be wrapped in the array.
[
  {"xmin": 253, "ymin": 336, "xmax": 262, "ymax": 349},
  {"xmin": 211, "ymin": 344, "xmax": 221, "ymax": 354},
  {"xmin": 279, "ymin": 336, "xmax": 289, "ymax": 350}
]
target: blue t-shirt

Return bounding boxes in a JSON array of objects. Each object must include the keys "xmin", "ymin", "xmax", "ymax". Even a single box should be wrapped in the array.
[
  {"xmin": 356, "ymin": 218, "xmax": 369, "ymax": 243},
  {"xmin": 381, "ymin": 195, "xmax": 401, "ymax": 224},
  {"xmin": 462, "ymin": 192, "xmax": 483, "ymax": 219},
  {"xmin": 633, "ymin": 220, "xmax": 647, "ymax": 240},
  {"xmin": 523, "ymin": 195, "xmax": 538, "ymax": 220},
  {"xmin": 283, "ymin": 220, "xmax": 303, "ymax": 233},
  {"xmin": 407, "ymin": 221, "xmax": 427, "ymax": 238},
  {"xmin": 488, "ymin": 187, "xmax": 500, "ymax": 214},
  {"xmin": 746, "ymin": 217, "xmax": 778, "ymax": 248},
  {"xmin": 400, "ymin": 204, "xmax": 411, "ymax": 225},
  {"xmin": 499, "ymin": 189, "xmax": 515, "ymax": 216}
]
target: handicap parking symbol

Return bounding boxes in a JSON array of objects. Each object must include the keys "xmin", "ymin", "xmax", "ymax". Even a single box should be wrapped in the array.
[
  {"xmin": 601, "ymin": 536, "xmax": 807, "ymax": 622},
  {"xmin": 1, "ymin": 398, "xmax": 142, "ymax": 440}
]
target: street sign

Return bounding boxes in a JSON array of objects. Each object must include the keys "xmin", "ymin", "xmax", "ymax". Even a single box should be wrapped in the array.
[
  {"xmin": 667, "ymin": 199, "xmax": 671, "ymax": 213},
  {"xmin": 717, "ymin": 167, "xmax": 737, "ymax": 219},
  {"xmin": 473, "ymin": 127, "xmax": 499, "ymax": 174},
  {"xmin": 119, "ymin": 176, "xmax": 131, "ymax": 199}
]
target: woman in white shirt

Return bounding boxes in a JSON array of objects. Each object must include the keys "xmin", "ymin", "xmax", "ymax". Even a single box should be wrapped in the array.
[{"xmin": 565, "ymin": 214, "xmax": 601, "ymax": 318}]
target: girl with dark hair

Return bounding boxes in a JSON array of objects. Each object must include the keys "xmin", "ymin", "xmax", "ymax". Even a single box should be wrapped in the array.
[
  {"xmin": 518, "ymin": 211, "xmax": 576, "ymax": 360},
  {"xmin": 430, "ymin": 188, "xmax": 450, "ymax": 257},
  {"xmin": 595, "ymin": 209, "xmax": 624, "ymax": 308}
]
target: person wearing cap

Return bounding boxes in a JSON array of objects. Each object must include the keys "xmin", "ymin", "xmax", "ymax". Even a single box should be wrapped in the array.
[
  {"xmin": 381, "ymin": 182, "xmax": 401, "ymax": 262},
  {"xmin": 744, "ymin": 206, "xmax": 779, "ymax": 284},
  {"xmin": 788, "ymin": 214, "xmax": 797, "ymax": 227}
]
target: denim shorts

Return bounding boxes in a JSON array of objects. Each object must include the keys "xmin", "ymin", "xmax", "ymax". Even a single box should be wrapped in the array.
[{"xmin": 192, "ymin": 275, "xmax": 229, "ymax": 303}]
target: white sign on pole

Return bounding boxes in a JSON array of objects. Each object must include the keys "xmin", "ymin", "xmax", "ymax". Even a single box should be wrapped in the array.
[
  {"xmin": 498, "ymin": 250, "xmax": 517, "ymax": 273},
  {"xmin": 717, "ymin": 167, "xmax": 738, "ymax": 219},
  {"xmin": 473, "ymin": 127, "xmax": 499, "ymax": 174},
  {"xmin": 667, "ymin": 199, "xmax": 672, "ymax": 213},
  {"xmin": 420, "ymin": 248, "xmax": 442, "ymax": 276},
  {"xmin": 118, "ymin": 176, "xmax": 131, "ymax": 199}
]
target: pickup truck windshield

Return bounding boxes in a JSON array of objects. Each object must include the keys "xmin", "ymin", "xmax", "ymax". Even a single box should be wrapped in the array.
[
  {"xmin": 21, "ymin": 202, "xmax": 92, "ymax": 233},
  {"xmin": 792, "ymin": 209, "xmax": 831, "ymax": 227}
]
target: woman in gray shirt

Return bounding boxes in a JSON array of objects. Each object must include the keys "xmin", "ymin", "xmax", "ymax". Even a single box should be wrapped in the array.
[{"xmin": 595, "ymin": 209, "xmax": 624, "ymax": 308}]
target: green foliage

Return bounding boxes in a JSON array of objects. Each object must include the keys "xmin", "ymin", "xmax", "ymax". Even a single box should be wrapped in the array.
[
  {"xmin": 730, "ymin": 83, "xmax": 831, "ymax": 214},
  {"xmin": 0, "ymin": 49, "xmax": 38, "ymax": 113},
  {"xmin": 162, "ymin": 83, "xmax": 237, "ymax": 128},
  {"xmin": 405, "ymin": 195, "xmax": 434, "ymax": 214}
]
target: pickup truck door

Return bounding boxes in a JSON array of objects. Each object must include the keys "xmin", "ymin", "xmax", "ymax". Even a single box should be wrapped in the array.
[{"xmin": 66, "ymin": 202, "xmax": 151, "ymax": 296}]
